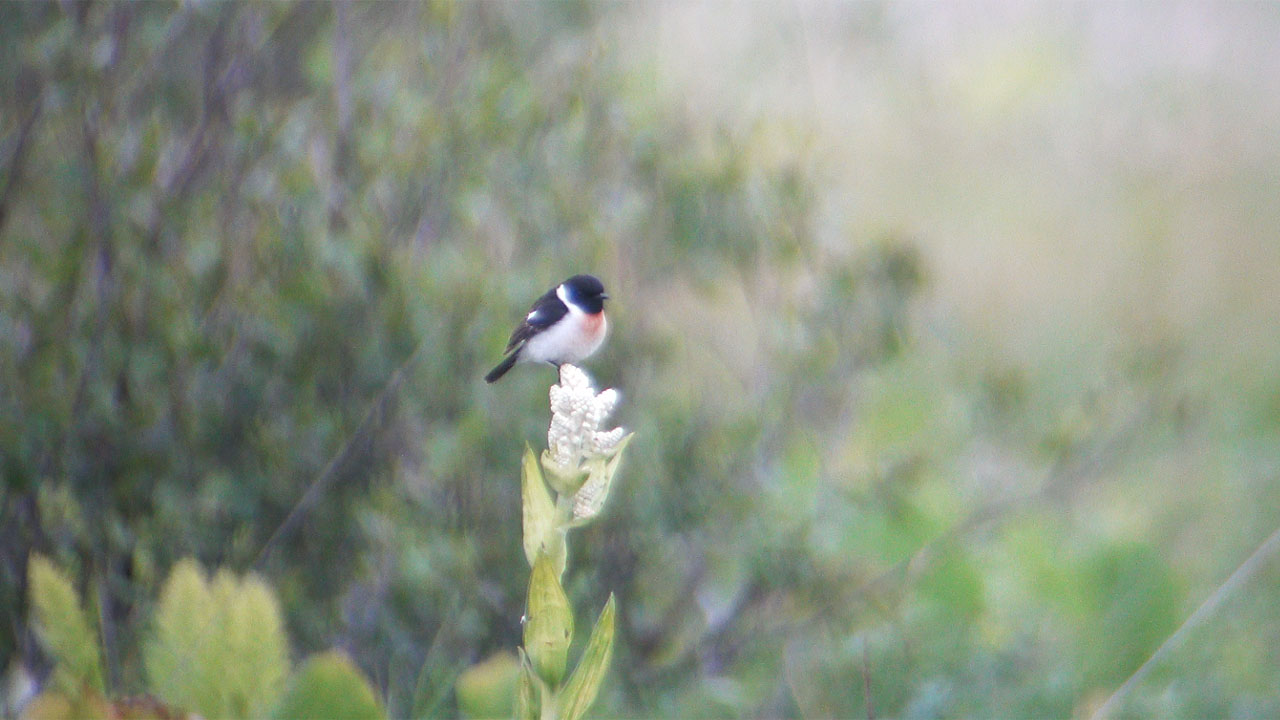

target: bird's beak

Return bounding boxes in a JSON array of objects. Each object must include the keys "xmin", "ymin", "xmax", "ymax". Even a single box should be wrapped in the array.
[{"xmin": 600, "ymin": 293, "xmax": 610, "ymax": 300}]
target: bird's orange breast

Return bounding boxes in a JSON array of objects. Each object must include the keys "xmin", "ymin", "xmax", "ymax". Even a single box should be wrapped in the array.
[{"xmin": 578, "ymin": 311, "xmax": 608, "ymax": 357}]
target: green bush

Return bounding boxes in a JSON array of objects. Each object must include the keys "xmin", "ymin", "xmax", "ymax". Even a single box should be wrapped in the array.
[{"xmin": 23, "ymin": 555, "xmax": 381, "ymax": 720}]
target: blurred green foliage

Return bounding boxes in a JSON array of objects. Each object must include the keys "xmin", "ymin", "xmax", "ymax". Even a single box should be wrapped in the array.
[
  {"xmin": 455, "ymin": 651, "xmax": 518, "ymax": 720},
  {"xmin": 22, "ymin": 556, "xmax": 381, "ymax": 720},
  {"xmin": 145, "ymin": 559, "xmax": 289, "ymax": 719},
  {"xmin": 2, "ymin": 2, "xmax": 1280, "ymax": 718},
  {"xmin": 274, "ymin": 652, "xmax": 384, "ymax": 720},
  {"xmin": 25, "ymin": 556, "xmax": 103, "ymax": 699}
]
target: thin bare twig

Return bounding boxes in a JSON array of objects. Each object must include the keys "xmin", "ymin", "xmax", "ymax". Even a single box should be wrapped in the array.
[
  {"xmin": 1090, "ymin": 523, "xmax": 1280, "ymax": 720},
  {"xmin": 830, "ymin": 397, "xmax": 1157, "ymax": 627},
  {"xmin": 252, "ymin": 339, "xmax": 427, "ymax": 570}
]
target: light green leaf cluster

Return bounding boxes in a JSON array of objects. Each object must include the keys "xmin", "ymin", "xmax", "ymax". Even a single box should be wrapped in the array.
[
  {"xmin": 273, "ymin": 652, "xmax": 384, "ymax": 720},
  {"xmin": 26, "ymin": 557, "xmax": 104, "ymax": 696},
  {"xmin": 23, "ymin": 555, "xmax": 386, "ymax": 719},
  {"xmin": 145, "ymin": 559, "xmax": 289, "ymax": 718}
]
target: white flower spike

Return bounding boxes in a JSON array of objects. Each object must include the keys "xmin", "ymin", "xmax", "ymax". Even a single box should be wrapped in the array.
[{"xmin": 545, "ymin": 364, "xmax": 627, "ymax": 479}]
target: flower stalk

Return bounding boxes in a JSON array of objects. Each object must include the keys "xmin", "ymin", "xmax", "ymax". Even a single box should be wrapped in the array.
[{"xmin": 516, "ymin": 364, "xmax": 630, "ymax": 720}]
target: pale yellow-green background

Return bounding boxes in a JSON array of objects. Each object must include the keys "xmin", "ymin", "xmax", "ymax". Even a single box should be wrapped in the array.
[{"xmin": 2, "ymin": 3, "xmax": 1277, "ymax": 717}]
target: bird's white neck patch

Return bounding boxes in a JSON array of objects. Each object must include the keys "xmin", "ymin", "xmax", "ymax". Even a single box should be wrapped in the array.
[{"xmin": 556, "ymin": 283, "xmax": 581, "ymax": 314}]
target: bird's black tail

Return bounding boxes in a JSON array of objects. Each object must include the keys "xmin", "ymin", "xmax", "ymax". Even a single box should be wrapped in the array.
[{"xmin": 484, "ymin": 353, "xmax": 519, "ymax": 383}]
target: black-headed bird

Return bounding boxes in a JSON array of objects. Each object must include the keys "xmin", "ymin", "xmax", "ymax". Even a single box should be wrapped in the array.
[{"xmin": 485, "ymin": 274, "xmax": 609, "ymax": 383}]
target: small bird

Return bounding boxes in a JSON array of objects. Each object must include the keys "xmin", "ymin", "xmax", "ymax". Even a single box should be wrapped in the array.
[{"xmin": 485, "ymin": 274, "xmax": 610, "ymax": 383}]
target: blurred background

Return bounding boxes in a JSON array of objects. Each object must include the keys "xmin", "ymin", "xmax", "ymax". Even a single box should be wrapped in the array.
[{"xmin": 3, "ymin": 1, "xmax": 1280, "ymax": 717}]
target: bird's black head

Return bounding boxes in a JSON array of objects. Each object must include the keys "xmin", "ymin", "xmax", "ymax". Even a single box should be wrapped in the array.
[{"xmin": 561, "ymin": 274, "xmax": 608, "ymax": 314}]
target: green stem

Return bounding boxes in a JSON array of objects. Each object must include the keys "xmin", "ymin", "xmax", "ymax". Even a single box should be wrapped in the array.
[
  {"xmin": 541, "ymin": 687, "xmax": 560, "ymax": 720},
  {"xmin": 554, "ymin": 493, "xmax": 575, "ymax": 527}
]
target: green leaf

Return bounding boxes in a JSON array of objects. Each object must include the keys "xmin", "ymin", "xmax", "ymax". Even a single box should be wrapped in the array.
[
  {"xmin": 513, "ymin": 650, "xmax": 538, "ymax": 720},
  {"xmin": 558, "ymin": 594, "xmax": 616, "ymax": 720},
  {"xmin": 27, "ymin": 555, "xmax": 104, "ymax": 695},
  {"xmin": 219, "ymin": 571, "xmax": 290, "ymax": 717},
  {"xmin": 605, "ymin": 431, "xmax": 635, "ymax": 464},
  {"xmin": 454, "ymin": 652, "xmax": 518, "ymax": 719},
  {"xmin": 919, "ymin": 546, "xmax": 984, "ymax": 621},
  {"xmin": 145, "ymin": 560, "xmax": 289, "ymax": 719},
  {"xmin": 409, "ymin": 618, "xmax": 465, "ymax": 720},
  {"xmin": 523, "ymin": 552, "xmax": 574, "ymax": 687},
  {"xmin": 522, "ymin": 444, "xmax": 559, "ymax": 570},
  {"xmin": 145, "ymin": 559, "xmax": 218, "ymax": 716},
  {"xmin": 273, "ymin": 651, "xmax": 384, "ymax": 720},
  {"xmin": 1081, "ymin": 542, "xmax": 1183, "ymax": 685}
]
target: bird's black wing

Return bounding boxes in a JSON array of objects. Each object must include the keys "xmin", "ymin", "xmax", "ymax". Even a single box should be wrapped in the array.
[{"xmin": 503, "ymin": 286, "xmax": 567, "ymax": 353}]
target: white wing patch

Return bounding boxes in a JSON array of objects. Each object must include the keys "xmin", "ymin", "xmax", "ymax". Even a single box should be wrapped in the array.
[{"xmin": 527, "ymin": 309, "xmax": 541, "ymax": 322}]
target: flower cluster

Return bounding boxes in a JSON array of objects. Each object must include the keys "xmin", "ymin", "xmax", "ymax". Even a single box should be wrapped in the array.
[{"xmin": 545, "ymin": 364, "xmax": 627, "ymax": 479}]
